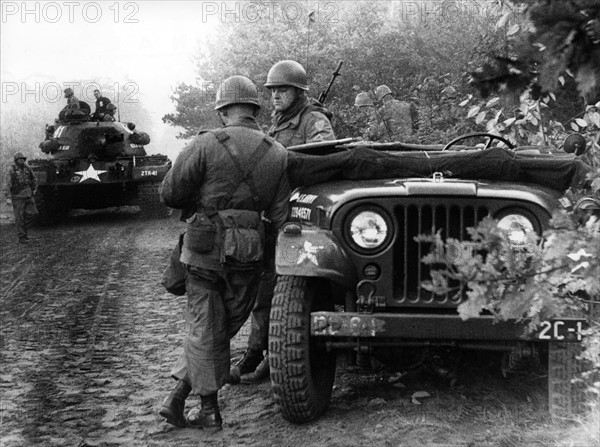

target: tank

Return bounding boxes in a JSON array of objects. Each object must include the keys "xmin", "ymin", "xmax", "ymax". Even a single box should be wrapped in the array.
[{"xmin": 32, "ymin": 103, "xmax": 171, "ymax": 223}]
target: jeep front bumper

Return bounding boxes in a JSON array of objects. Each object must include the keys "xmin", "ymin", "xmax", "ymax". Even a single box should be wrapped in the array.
[{"xmin": 311, "ymin": 312, "xmax": 584, "ymax": 342}]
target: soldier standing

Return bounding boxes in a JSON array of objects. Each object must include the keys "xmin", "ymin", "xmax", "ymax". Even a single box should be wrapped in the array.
[
  {"xmin": 3, "ymin": 152, "xmax": 38, "ymax": 243},
  {"xmin": 266, "ymin": 60, "xmax": 336, "ymax": 146},
  {"xmin": 229, "ymin": 60, "xmax": 336, "ymax": 384},
  {"xmin": 354, "ymin": 91, "xmax": 388, "ymax": 142},
  {"xmin": 375, "ymin": 84, "xmax": 417, "ymax": 140},
  {"xmin": 158, "ymin": 75, "xmax": 290, "ymax": 430}
]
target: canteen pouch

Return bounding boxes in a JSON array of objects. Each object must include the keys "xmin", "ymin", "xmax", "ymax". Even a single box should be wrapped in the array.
[
  {"xmin": 218, "ymin": 209, "xmax": 264, "ymax": 271},
  {"xmin": 184, "ymin": 212, "xmax": 216, "ymax": 253},
  {"xmin": 162, "ymin": 233, "xmax": 187, "ymax": 296}
]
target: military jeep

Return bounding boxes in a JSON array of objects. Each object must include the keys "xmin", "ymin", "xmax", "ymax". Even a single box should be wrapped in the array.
[{"xmin": 268, "ymin": 133, "xmax": 596, "ymax": 423}]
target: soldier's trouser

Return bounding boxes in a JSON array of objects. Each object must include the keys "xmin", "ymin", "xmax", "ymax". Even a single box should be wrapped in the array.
[
  {"xmin": 248, "ymin": 269, "xmax": 276, "ymax": 352},
  {"xmin": 171, "ymin": 266, "xmax": 260, "ymax": 395},
  {"xmin": 12, "ymin": 197, "xmax": 38, "ymax": 239}
]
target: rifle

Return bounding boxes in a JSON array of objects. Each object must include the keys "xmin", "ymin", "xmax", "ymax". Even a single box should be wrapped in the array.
[{"xmin": 317, "ymin": 60, "xmax": 343, "ymax": 104}]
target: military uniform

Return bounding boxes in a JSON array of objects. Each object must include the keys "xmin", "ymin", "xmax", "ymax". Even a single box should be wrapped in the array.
[
  {"xmin": 243, "ymin": 96, "xmax": 335, "ymax": 373},
  {"xmin": 381, "ymin": 99, "xmax": 414, "ymax": 140},
  {"xmin": 225, "ymin": 60, "xmax": 337, "ymax": 383},
  {"xmin": 66, "ymin": 94, "xmax": 80, "ymax": 110},
  {"xmin": 95, "ymin": 96, "xmax": 111, "ymax": 114},
  {"xmin": 160, "ymin": 116, "xmax": 289, "ymax": 396},
  {"xmin": 268, "ymin": 97, "xmax": 336, "ymax": 147},
  {"xmin": 362, "ymin": 108, "xmax": 389, "ymax": 142},
  {"xmin": 4, "ymin": 154, "xmax": 38, "ymax": 242},
  {"xmin": 93, "ymin": 95, "xmax": 112, "ymax": 120}
]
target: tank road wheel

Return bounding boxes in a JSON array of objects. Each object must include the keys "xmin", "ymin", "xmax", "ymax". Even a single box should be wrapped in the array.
[
  {"xmin": 137, "ymin": 182, "xmax": 169, "ymax": 218},
  {"xmin": 548, "ymin": 298, "xmax": 599, "ymax": 421},
  {"xmin": 269, "ymin": 276, "xmax": 336, "ymax": 423}
]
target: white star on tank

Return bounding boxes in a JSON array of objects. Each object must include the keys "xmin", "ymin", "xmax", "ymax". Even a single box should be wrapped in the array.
[{"xmin": 76, "ymin": 164, "xmax": 107, "ymax": 182}]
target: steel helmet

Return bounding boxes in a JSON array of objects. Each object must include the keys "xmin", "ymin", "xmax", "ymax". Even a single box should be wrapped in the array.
[
  {"xmin": 64, "ymin": 87, "xmax": 74, "ymax": 96},
  {"xmin": 106, "ymin": 103, "xmax": 117, "ymax": 111},
  {"xmin": 214, "ymin": 75, "xmax": 260, "ymax": 110},
  {"xmin": 264, "ymin": 60, "xmax": 308, "ymax": 90},
  {"xmin": 375, "ymin": 85, "xmax": 392, "ymax": 101},
  {"xmin": 14, "ymin": 152, "xmax": 26, "ymax": 161},
  {"xmin": 354, "ymin": 92, "xmax": 374, "ymax": 107}
]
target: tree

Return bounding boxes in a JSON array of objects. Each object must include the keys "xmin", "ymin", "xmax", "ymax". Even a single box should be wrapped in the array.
[
  {"xmin": 162, "ymin": 0, "xmax": 507, "ymax": 143},
  {"xmin": 470, "ymin": 0, "xmax": 600, "ymax": 105}
]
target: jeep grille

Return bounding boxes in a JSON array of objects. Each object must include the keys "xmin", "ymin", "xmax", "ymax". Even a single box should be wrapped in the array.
[{"xmin": 394, "ymin": 202, "xmax": 488, "ymax": 306}]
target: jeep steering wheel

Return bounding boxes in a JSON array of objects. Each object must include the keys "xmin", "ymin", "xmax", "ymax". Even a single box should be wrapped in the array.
[{"xmin": 442, "ymin": 133, "xmax": 515, "ymax": 151}]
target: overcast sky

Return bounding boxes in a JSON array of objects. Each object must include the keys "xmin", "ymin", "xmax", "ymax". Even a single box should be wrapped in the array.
[{"xmin": 1, "ymin": 1, "xmax": 224, "ymax": 155}]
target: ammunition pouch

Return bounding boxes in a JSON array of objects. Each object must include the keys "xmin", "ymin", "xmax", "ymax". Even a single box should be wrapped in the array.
[
  {"xmin": 184, "ymin": 212, "xmax": 217, "ymax": 253},
  {"xmin": 217, "ymin": 209, "xmax": 264, "ymax": 271},
  {"xmin": 162, "ymin": 233, "xmax": 187, "ymax": 296}
]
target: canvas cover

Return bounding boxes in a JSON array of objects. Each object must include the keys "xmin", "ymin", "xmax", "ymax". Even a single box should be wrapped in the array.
[{"xmin": 287, "ymin": 146, "xmax": 590, "ymax": 192}]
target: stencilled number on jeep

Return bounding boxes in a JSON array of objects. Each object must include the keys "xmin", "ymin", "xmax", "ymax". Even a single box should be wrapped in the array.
[
  {"xmin": 538, "ymin": 321, "xmax": 552, "ymax": 339},
  {"xmin": 538, "ymin": 320, "xmax": 583, "ymax": 341},
  {"xmin": 141, "ymin": 170, "xmax": 157, "ymax": 176}
]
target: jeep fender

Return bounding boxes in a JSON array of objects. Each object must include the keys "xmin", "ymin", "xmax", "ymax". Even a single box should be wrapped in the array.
[{"xmin": 275, "ymin": 227, "xmax": 357, "ymax": 286}]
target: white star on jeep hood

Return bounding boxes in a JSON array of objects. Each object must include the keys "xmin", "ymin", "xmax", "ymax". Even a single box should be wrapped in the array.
[{"xmin": 76, "ymin": 164, "xmax": 107, "ymax": 182}]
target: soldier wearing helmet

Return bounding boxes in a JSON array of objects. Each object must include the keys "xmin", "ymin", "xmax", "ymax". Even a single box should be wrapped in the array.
[
  {"xmin": 3, "ymin": 152, "xmax": 38, "ymax": 243},
  {"xmin": 229, "ymin": 60, "xmax": 336, "ymax": 385},
  {"xmin": 101, "ymin": 103, "xmax": 117, "ymax": 122},
  {"xmin": 264, "ymin": 60, "xmax": 336, "ymax": 147},
  {"xmin": 354, "ymin": 91, "xmax": 388, "ymax": 142},
  {"xmin": 159, "ymin": 75, "xmax": 289, "ymax": 431},
  {"xmin": 375, "ymin": 84, "xmax": 417, "ymax": 140}
]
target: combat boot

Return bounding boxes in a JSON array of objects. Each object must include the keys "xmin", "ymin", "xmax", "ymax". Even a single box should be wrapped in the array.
[
  {"xmin": 158, "ymin": 379, "xmax": 191, "ymax": 428},
  {"xmin": 240, "ymin": 356, "xmax": 270, "ymax": 384},
  {"xmin": 229, "ymin": 348, "xmax": 263, "ymax": 384},
  {"xmin": 186, "ymin": 393, "xmax": 222, "ymax": 431}
]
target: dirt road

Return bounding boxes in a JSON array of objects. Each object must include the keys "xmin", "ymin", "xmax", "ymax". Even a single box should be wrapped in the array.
[{"xmin": 0, "ymin": 212, "xmax": 585, "ymax": 446}]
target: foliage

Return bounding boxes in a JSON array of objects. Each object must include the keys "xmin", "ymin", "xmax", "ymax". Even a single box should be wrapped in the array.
[
  {"xmin": 163, "ymin": 0, "xmax": 508, "ymax": 143},
  {"xmin": 470, "ymin": 0, "xmax": 600, "ymax": 105},
  {"xmin": 458, "ymin": 90, "xmax": 600, "ymax": 147},
  {"xmin": 420, "ymin": 135, "xmax": 600, "ymax": 395}
]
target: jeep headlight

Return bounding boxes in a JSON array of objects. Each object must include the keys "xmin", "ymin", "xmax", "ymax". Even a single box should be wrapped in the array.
[
  {"xmin": 349, "ymin": 210, "xmax": 389, "ymax": 250},
  {"xmin": 496, "ymin": 214, "xmax": 535, "ymax": 249}
]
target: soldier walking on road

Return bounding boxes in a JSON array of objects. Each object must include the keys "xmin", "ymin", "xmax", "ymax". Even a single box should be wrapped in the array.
[
  {"xmin": 158, "ymin": 75, "xmax": 290, "ymax": 430},
  {"xmin": 3, "ymin": 152, "xmax": 38, "ymax": 243},
  {"xmin": 229, "ymin": 60, "xmax": 336, "ymax": 385},
  {"xmin": 375, "ymin": 84, "xmax": 417, "ymax": 140}
]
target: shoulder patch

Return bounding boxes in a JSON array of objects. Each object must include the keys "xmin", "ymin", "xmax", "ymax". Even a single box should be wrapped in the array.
[{"xmin": 313, "ymin": 120, "xmax": 326, "ymax": 133}]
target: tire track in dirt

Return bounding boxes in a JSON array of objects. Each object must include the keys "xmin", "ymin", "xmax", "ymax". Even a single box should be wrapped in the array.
[
  {"xmin": 0, "ymin": 217, "xmax": 141, "ymax": 446},
  {"xmin": 0, "ymin": 214, "xmax": 573, "ymax": 447}
]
